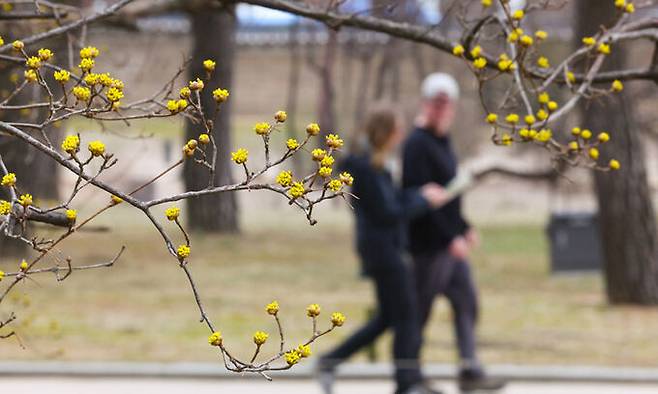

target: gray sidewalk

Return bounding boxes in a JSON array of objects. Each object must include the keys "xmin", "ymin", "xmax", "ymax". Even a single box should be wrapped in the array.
[
  {"xmin": 2, "ymin": 361, "xmax": 658, "ymax": 383},
  {"xmin": 3, "ymin": 377, "xmax": 658, "ymax": 394}
]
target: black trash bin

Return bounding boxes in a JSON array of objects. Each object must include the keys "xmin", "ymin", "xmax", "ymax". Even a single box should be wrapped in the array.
[{"xmin": 547, "ymin": 212, "xmax": 603, "ymax": 273}]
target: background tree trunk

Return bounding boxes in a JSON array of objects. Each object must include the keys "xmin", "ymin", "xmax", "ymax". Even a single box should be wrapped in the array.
[
  {"xmin": 183, "ymin": 6, "xmax": 239, "ymax": 233},
  {"xmin": 576, "ymin": 1, "xmax": 658, "ymax": 304}
]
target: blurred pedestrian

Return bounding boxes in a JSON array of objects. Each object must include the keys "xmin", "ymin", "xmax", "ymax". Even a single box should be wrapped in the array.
[
  {"xmin": 403, "ymin": 73, "xmax": 507, "ymax": 393},
  {"xmin": 317, "ymin": 104, "xmax": 447, "ymax": 394}
]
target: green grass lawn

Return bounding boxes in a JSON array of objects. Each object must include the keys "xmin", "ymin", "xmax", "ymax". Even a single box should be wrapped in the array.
[{"xmin": 1, "ymin": 202, "xmax": 657, "ymax": 367}]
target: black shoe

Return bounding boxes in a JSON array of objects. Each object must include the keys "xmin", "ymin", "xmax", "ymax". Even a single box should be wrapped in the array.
[
  {"xmin": 458, "ymin": 368, "xmax": 507, "ymax": 392},
  {"xmin": 396, "ymin": 384, "xmax": 444, "ymax": 394}
]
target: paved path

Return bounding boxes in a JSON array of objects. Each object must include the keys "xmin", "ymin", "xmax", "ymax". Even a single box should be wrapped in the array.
[{"xmin": 4, "ymin": 377, "xmax": 658, "ymax": 394}]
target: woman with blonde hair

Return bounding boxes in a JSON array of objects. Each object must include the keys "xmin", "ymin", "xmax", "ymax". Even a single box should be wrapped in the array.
[{"xmin": 317, "ymin": 104, "xmax": 446, "ymax": 394}]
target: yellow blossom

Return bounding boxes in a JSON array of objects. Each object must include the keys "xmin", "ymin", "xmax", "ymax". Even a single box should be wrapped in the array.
[
  {"xmin": 208, "ymin": 331, "xmax": 222, "ymax": 346},
  {"xmin": 179, "ymin": 87, "xmax": 191, "ymax": 99},
  {"xmin": 266, "ymin": 301, "xmax": 279, "ymax": 315},
  {"xmin": 18, "ymin": 194, "xmax": 33, "ymax": 207},
  {"xmin": 2, "ymin": 173, "xmax": 17, "ymax": 187},
  {"xmin": 79, "ymin": 46, "xmax": 100, "ymax": 59},
  {"xmin": 167, "ymin": 100, "xmax": 180, "ymax": 112},
  {"xmin": 331, "ymin": 312, "xmax": 346, "ymax": 327},
  {"xmin": 189, "ymin": 78, "xmax": 204, "ymax": 91},
  {"xmin": 0, "ymin": 36, "xmax": 4, "ymax": 46},
  {"xmin": 470, "ymin": 45, "xmax": 482, "ymax": 58},
  {"xmin": 37, "ymin": 48, "xmax": 54, "ymax": 61},
  {"xmin": 306, "ymin": 123, "xmax": 321, "ymax": 136},
  {"xmin": 73, "ymin": 86, "xmax": 91, "ymax": 102},
  {"xmin": 276, "ymin": 170, "xmax": 293, "ymax": 187},
  {"xmin": 505, "ymin": 113, "xmax": 520, "ymax": 124},
  {"xmin": 20, "ymin": 260, "xmax": 29, "ymax": 271},
  {"xmin": 598, "ymin": 43, "xmax": 611, "ymax": 55},
  {"xmin": 0, "ymin": 200, "xmax": 10, "ymax": 215},
  {"xmin": 318, "ymin": 166, "xmax": 332, "ymax": 178},
  {"xmin": 253, "ymin": 331, "xmax": 269, "ymax": 346},
  {"xmin": 203, "ymin": 59, "xmax": 216, "ymax": 72},
  {"xmin": 111, "ymin": 195, "xmax": 123, "ymax": 205},
  {"xmin": 321, "ymin": 156, "xmax": 335, "ymax": 167},
  {"xmin": 535, "ymin": 30, "xmax": 548, "ymax": 41},
  {"xmin": 285, "ymin": 351, "xmax": 301, "ymax": 366},
  {"xmin": 538, "ymin": 92, "xmax": 550, "ymax": 104},
  {"xmin": 88, "ymin": 141, "xmax": 105, "ymax": 157},
  {"xmin": 568, "ymin": 141, "xmax": 580, "ymax": 151},
  {"xmin": 289, "ymin": 182, "xmax": 305, "ymax": 199},
  {"xmin": 571, "ymin": 127, "xmax": 581, "ymax": 136},
  {"xmin": 212, "ymin": 88, "xmax": 229, "ymax": 103},
  {"xmin": 486, "ymin": 113, "xmax": 498, "ymax": 124},
  {"xmin": 254, "ymin": 122, "xmax": 271, "ymax": 135},
  {"xmin": 609, "ymin": 159, "xmax": 621, "ymax": 170},
  {"xmin": 567, "ymin": 71, "xmax": 576, "ymax": 83},
  {"xmin": 326, "ymin": 134, "xmax": 344, "ymax": 149},
  {"xmin": 452, "ymin": 44, "xmax": 465, "ymax": 56},
  {"xmin": 581, "ymin": 129, "xmax": 592, "ymax": 139},
  {"xmin": 311, "ymin": 148, "xmax": 327, "ymax": 161},
  {"xmin": 177, "ymin": 244, "xmax": 191, "ymax": 259},
  {"xmin": 625, "ymin": 3, "xmax": 635, "ymax": 13},
  {"xmin": 0, "ymin": 270, "xmax": 4, "ymax": 281},
  {"xmin": 274, "ymin": 110, "xmax": 288, "ymax": 123},
  {"xmin": 328, "ymin": 179, "xmax": 343, "ymax": 192},
  {"xmin": 501, "ymin": 133, "xmax": 513, "ymax": 146},
  {"xmin": 231, "ymin": 148, "xmax": 248, "ymax": 164},
  {"xmin": 165, "ymin": 207, "xmax": 180, "ymax": 221},
  {"xmin": 24, "ymin": 70, "xmax": 38, "ymax": 83},
  {"xmin": 498, "ymin": 58, "xmax": 514, "ymax": 72},
  {"xmin": 99, "ymin": 73, "xmax": 114, "ymax": 86},
  {"xmin": 519, "ymin": 35, "xmax": 534, "ymax": 47},
  {"xmin": 286, "ymin": 138, "xmax": 299, "ymax": 150},
  {"xmin": 306, "ymin": 304, "xmax": 321, "ymax": 317},
  {"xmin": 481, "ymin": 0, "xmax": 492, "ymax": 7},
  {"xmin": 106, "ymin": 87, "xmax": 123, "ymax": 102},
  {"xmin": 537, "ymin": 56, "xmax": 550, "ymax": 68},
  {"xmin": 339, "ymin": 172, "xmax": 354, "ymax": 186},
  {"xmin": 79, "ymin": 58, "xmax": 94, "ymax": 72},
  {"xmin": 84, "ymin": 73, "xmax": 100, "ymax": 86},
  {"xmin": 547, "ymin": 101, "xmax": 558, "ymax": 112},
  {"xmin": 12, "ymin": 40, "xmax": 24, "ymax": 51},
  {"xmin": 177, "ymin": 99, "xmax": 188, "ymax": 111},
  {"xmin": 524, "ymin": 115, "xmax": 536, "ymax": 125},
  {"xmin": 65, "ymin": 209, "xmax": 77, "ymax": 221},
  {"xmin": 26, "ymin": 56, "xmax": 42, "ymax": 69},
  {"xmin": 199, "ymin": 134, "xmax": 210, "ymax": 145},
  {"xmin": 582, "ymin": 37, "xmax": 596, "ymax": 47},
  {"xmin": 519, "ymin": 128, "xmax": 530, "ymax": 139},
  {"xmin": 598, "ymin": 132, "xmax": 610, "ymax": 143},
  {"xmin": 611, "ymin": 80, "xmax": 623, "ymax": 92},
  {"xmin": 297, "ymin": 344, "xmax": 312, "ymax": 358},
  {"xmin": 512, "ymin": 9, "xmax": 524, "ymax": 20},
  {"xmin": 535, "ymin": 129, "xmax": 553, "ymax": 142},
  {"xmin": 61, "ymin": 135, "xmax": 80, "ymax": 154},
  {"xmin": 473, "ymin": 57, "xmax": 487, "ymax": 69},
  {"xmin": 615, "ymin": 0, "xmax": 626, "ymax": 9},
  {"xmin": 589, "ymin": 147, "xmax": 600, "ymax": 160}
]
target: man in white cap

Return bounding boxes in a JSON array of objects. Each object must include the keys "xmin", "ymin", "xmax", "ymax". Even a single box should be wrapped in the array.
[{"xmin": 402, "ymin": 73, "xmax": 507, "ymax": 393}]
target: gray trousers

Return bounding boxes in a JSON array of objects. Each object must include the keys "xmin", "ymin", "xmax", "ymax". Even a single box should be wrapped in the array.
[{"xmin": 412, "ymin": 250, "xmax": 480, "ymax": 364}]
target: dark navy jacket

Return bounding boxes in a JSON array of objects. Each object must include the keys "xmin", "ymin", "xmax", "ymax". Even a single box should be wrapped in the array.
[
  {"xmin": 402, "ymin": 127, "xmax": 470, "ymax": 255},
  {"xmin": 342, "ymin": 153, "xmax": 430, "ymax": 276}
]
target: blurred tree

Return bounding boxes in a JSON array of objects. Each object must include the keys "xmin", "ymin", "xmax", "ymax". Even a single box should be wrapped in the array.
[
  {"xmin": 576, "ymin": 1, "xmax": 658, "ymax": 304},
  {"xmin": 183, "ymin": 4, "xmax": 239, "ymax": 232}
]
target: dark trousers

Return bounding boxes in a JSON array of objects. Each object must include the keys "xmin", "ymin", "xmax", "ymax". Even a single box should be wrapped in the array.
[
  {"xmin": 413, "ymin": 250, "xmax": 479, "ymax": 364},
  {"xmin": 321, "ymin": 260, "xmax": 423, "ymax": 391}
]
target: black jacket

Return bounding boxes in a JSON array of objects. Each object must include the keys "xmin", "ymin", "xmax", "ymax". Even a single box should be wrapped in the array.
[
  {"xmin": 402, "ymin": 127, "xmax": 470, "ymax": 255},
  {"xmin": 342, "ymin": 153, "xmax": 430, "ymax": 275}
]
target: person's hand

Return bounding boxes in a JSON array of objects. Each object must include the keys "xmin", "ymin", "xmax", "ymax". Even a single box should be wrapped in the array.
[
  {"xmin": 464, "ymin": 228, "xmax": 480, "ymax": 249},
  {"xmin": 449, "ymin": 236, "xmax": 470, "ymax": 260},
  {"xmin": 420, "ymin": 183, "xmax": 449, "ymax": 208}
]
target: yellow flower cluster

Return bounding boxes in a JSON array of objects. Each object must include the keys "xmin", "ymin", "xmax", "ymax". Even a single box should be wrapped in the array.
[
  {"xmin": 297, "ymin": 344, "xmax": 312, "ymax": 358},
  {"xmin": 276, "ymin": 170, "xmax": 293, "ymax": 187},
  {"xmin": 0, "ymin": 270, "xmax": 4, "ymax": 281},
  {"xmin": 326, "ymin": 134, "xmax": 344, "ymax": 149},
  {"xmin": 189, "ymin": 78, "xmax": 204, "ymax": 91},
  {"xmin": 311, "ymin": 149, "xmax": 326, "ymax": 161},
  {"xmin": 0, "ymin": 200, "xmax": 11, "ymax": 215},
  {"xmin": 285, "ymin": 350, "xmax": 301, "ymax": 366},
  {"xmin": 54, "ymin": 70, "xmax": 71, "ymax": 83},
  {"xmin": 199, "ymin": 134, "xmax": 210, "ymax": 145},
  {"xmin": 306, "ymin": 123, "xmax": 321, "ymax": 136},
  {"xmin": 208, "ymin": 331, "xmax": 223, "ymax": 346},
  {"xmin": 274, "ymin": 110, "xmax": 287, "ymax": 123},
  {"xmin": 26, "ymin": 56, "xmax": 42, "ymax": 69},
  {"xmin": 177, "ymin": 245, "xmax": 191, "ymax": 259},
  {"xmin": 289, "ymin": 182, "xmax": 305, "ymax": 199},
  {"xmin": 24, "ymin": 70, "xmax": 37, "ymax": 83},
  {"xmin": 2, "ymin": 173, "xmax": 17, "ymax": 187},
  {"xmin": 266, "ymin": 301, "xmax": 279, "ymax": 315},
  {"xmin": 231, "ymin": 148, "xmax": 248, "ymax": 164},
  {"xmin": 331, "ymin": 312, "xmax": 346, "ymax": 327},
  {"xmin": 106, "ymin": 87, "xmax": 123, "ymax": 102},
  {"xmin": 20, "ymin": 260, "xmax": 29, "ymax": 271},
  {"xmin": 18, "ymin": 194, "xmax": 33, "ymax": 207},
  {"xmin": 339, "ymin": 172, "xmax": 354, "ymax": 186},
  {"xmin": 65, "ymin": 209, "xmax": 77, "ymax": 221},
  {"xmin": 167, "ymin": 99, "xmax": 188, "ymax": 113},
  {"xmin": 203, "ymin": 59, "xmax": 216, "ymax": 72},
  {"xmin": 165, "ymin": 207, "xmax": 181, "ymax": 221},
  {"xmin": 73, "ymin": 86, "xmax": 91, "ymax": 102},
  {"xmin": 38, "ymin": 48, "xmax": 54, "ymax": 61},
  {"xmin": 79, "ymin": 58, "xmax": 95, "ymax": 73},
  {"xmin": 306, "ymin": 303, "xmax": 321, "ymax": 317},
  {"xmin": 88, "ymin": 141, "xmax": 106, "ymax": 157},
  {"xmin": 286, "ymin": 138, "xmax": 299, "ymax": 150},
  {"xmin": 61, "ymin": 135, "xmax": 80, "ymax": 154},
  {"xmin": 80, "ymin": 46, "xmax": 100, "ymax": 59},
  {"xmin": 611, "ymin": 80, "xmax": 623, "ymax": 92},
  {"xmin": 253, "ymin": 331, "xmax": 269, "ymax": 346},
  {"xmin": 213, "ymin": 88, "xmax": 229, "ymax": 103},
  {"xmin": 254, "ymin": 122, "xmax": 271, "ymax": 136}
]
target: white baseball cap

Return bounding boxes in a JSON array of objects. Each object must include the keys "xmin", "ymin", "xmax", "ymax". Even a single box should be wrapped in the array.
[{"xmin": 421, "ymin": 72, "xmax": 460, "ymax": 100}]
